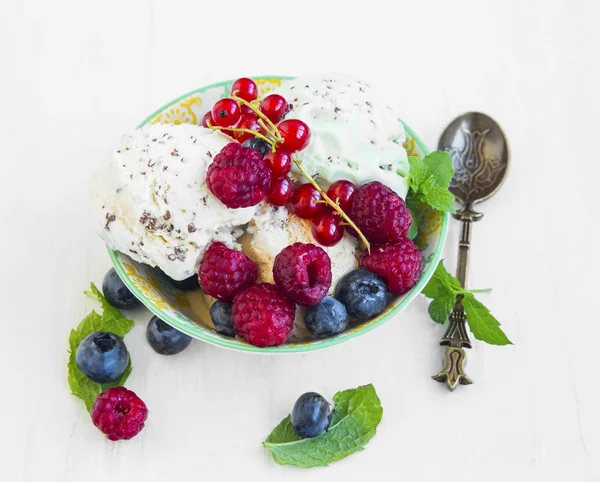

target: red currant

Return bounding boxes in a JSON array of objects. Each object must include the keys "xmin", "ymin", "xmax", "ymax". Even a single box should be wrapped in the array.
[
  {"xmin": 260, "ymin": 94, "xmax": 289, "ymax": 123},
  {"xmin": 291, "ymin": 184, "xmax": 325, "ymax": 219},
  {"xmin": 266, "ymin": 176, "xmax": 294, "ymax": 206},
  {"xmin": 278, "ymin": 119, "xmax": 311, "ymax": 152},
  {"xmin": 212, "ymin": 98, "xmax": 241, "ymax": 128},
  {"xmin": 326, "ymin": 180, "xmax": 357, "ymax": 212},
  {"xmin": 231, "ymin": 78, "xmax": 258, "ymax": 102},
  {"xmin": 201, "ymin": 111, "xmax": 214, "ymax": 128},
  {"xmin": 240, "ymin": 104, "xmax": 254, "ymax": 115},
  {"xmin": 312, "ymin": 211, "xmax": 344, "ymax": 247},
  {"xmin": 264, "ymin": 150, "xmax": 292, "ymax": 177},
  {"xmin": 234, "ymin": 114, "xmax": 261, "ymax": 143}
]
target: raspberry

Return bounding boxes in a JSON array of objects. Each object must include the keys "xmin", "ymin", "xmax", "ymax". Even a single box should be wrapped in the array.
[
  {"xmin": 90, "ymin": 387, "xmax": 148, "ymax": 441},
  {"xmin": 199, "ymin": 242, "xmax": 258, "ymax": 302},
  {"xmin": 360, "ymin": 238, "xmax": 422, "ymax": 294},
  {"xmin": 232, "ymin": 283, "xmax": 295, "ymax": 347},
  {"xmin": 348, "ymin": 181, "xmax": 412, "ymax": 244},
  {"xmin": 206, "ymin": 143, "xmax": 271, "ymax": 209},
  {"xmin": 273, "ymin": 243, "xmax": 332, "ymax": 306}
]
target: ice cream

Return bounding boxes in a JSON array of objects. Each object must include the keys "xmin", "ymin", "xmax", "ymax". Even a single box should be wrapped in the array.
[
  {"xmin": 270, "ymin": 74, "xmax": 410, "ymax": 198},
  {"xmin": 91, "ymin": 123, "xmax": 269, "ymax": 281}
]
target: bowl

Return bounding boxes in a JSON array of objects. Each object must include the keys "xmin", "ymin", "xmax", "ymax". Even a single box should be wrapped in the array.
[{"xmin": 108, "ymin": 76, "xmax": 448, "ymax": 353}]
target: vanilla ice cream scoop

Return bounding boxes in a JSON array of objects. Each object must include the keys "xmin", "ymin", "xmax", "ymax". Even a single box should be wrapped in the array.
[
  {"xmin": 271, "ymin": 74, "xmax": 410, "ymax": 198},
  {"xmin": 91, "ymin": 123, "xmax": 266, "ymax": 281}
]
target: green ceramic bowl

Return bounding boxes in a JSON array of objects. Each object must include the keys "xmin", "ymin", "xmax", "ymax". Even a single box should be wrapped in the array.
[{"xmin": 108, "ymin": 76, "xmax": 448, "ymax": 353}]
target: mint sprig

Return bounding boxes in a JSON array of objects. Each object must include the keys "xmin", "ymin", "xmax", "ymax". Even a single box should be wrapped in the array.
[
  {"xmin": 408, "ymin": 151, "xmax": 456, "ymax": 213},
  {"xmin": 67, "ymin": 283, "xmax": 135, "ymax": 410},
  {"xmin": 422, "ymin": 261, "xmax": 512, "ymax": 346},
  {"xmin": 263, "ymin": 384, "xmax": 383, "ymax": 468}
]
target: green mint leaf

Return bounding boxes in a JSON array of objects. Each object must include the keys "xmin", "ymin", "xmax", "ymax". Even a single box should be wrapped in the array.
[
  {"xmin": 421, "ymin": 260, "xmax": 461, "ymax": 299},
  {"xmin": 406, "ymin": 194, "xmax": 420, "ymax": 240},
  {"xmin": 67, "ymin": 283, "xmax": 135, "ymax": 411},
  {"xmin": 408, "ymin": 151, "xmax": 456, "ymax": 213},
  {"xmin": 428, "ymin": 294, "xmax": 455, "ymax": 324},
  {"xmin": 263, "ymin": 384, "xmax": 383, "ymax": 468},
  {"xmin": 462, "ymin": 293, "xmax": 512, "ymax": 346}
]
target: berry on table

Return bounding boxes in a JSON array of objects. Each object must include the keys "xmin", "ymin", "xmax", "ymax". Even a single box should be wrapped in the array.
[
  {"xmin": 291, "ymin": 392, "xmax": 332, "ymax": 438},
  {"xmin": 335, "ymin": 269, "xmax": 387, "ymax": 321},
  {"xmin": 290, "ymin": 183, "xmax": 326, "ymax": 219},
  {"xmin": 304, "ymin": 296, "xmax": 348, "ymax": 338},
  {"xmin": 90, "ymin": 387, "xmax": 148, "ymax": 441},
  {"xmin": 146, "ymin": 316, "xmax": 192, "ymax": 355},
  {"xmin": 231, "ymin": 77, "xmax": 258, "ymax": 102},
  {"xmin": 201, "ymin": 111, "xmax": 214, "ymax": 128},
  {"xmin": 199, "ymin": 242, "xmax": 258, "ymax": 302},
  {"xmin": 75, "ymin": 332, "xmax": 129, "ymax": 384},
  {"xmin": 241, "ymin": 137, "xmax": 271, "ymax": 158},
  {"xmin": 260, "ymin": 94, "xmax": 289, "ymax": 123},
  {"xmin": 211, "ymin": 98, "xmax": 242, "ymax": 128},
  {"xmin": 311, "ymin": 211, "xmax": 344, "ymax": 247},
  {"xmin": 206, "ymin": 143, "xmax": 271, "ymax": 209},
  {"xmin": 266, "ymin": 176, "xmax": 294, "ymax": 206},
  {"xmin": 209, "ymin": 301, "xmax": 235, "ymax": 337},
  {"xmin": 235, "ymin": 114, "xmax": 261, "ymax": 143},
  {"xmin": 232, "ymin": 283, "xmax": 295, "ymax": 347},
  {"xmin": 348, "ymin": 181, "xmax": 412, "ymax": 244},
  {"xmin": 273, "ymin": 243, "xmax": 332, "ymax": 306},
  {"xmin": 102, "ymin": 268, "xmax": 142, "ymax": 310},
  {"xmin": 277, "ymin": 119, "xmax": 311, "ymax": 152},
  {"xmin": 264, "ymin": 150, "xmax": 292, "ymax": 177},
  {"xmin": 360, "ymin": 238, "xmax": 422, "ymax": 294},
  {"xmin": 326, "ymin": 180, "xmax": 356, "ymax": 212}
]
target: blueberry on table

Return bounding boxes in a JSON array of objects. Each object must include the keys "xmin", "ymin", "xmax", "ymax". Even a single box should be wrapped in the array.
[
  {"xmin": 209, "ymin": 301, "xmax": 235, "ymax": 337},
  {"xmin": 146, "ymin": 316, "xmax": 192, "ymax": 355},
  {"xmin": 304, "ymin": 296, "xmax": 348, "ymax": 338},
  {"xmin": 242, "ymin": 137, "xmax": 270, "ymax": 158},
  {"xmin": 291, "ymin": 392, "xmax": 332, "ymax": 438},
  {"xmin": 102, "ymin": 268, "xmax": 142, "ymax": 310},
  {"xmin": 76, "ymin": 332, "xmax": 129, "ymax": 384},
  {"xmin": 335, "ymin": 269, "xmax": 387, "ymax": 321}
]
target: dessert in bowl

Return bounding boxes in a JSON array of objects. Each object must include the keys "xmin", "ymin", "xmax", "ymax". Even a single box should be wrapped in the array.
[{"xmin": 92, "ymin": 74, "xmax": 449, "ymax": 353}]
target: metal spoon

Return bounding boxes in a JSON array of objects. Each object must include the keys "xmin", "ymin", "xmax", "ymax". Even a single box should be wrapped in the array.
[{"xmin": 432, "ymin": 112, "xmax": 509, "ymax": 391}]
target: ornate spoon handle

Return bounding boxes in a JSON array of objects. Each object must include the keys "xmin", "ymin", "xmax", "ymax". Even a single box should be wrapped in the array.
[{"xmin": 432, "ymin": 210, "xmax": 481, "ymax": 390}]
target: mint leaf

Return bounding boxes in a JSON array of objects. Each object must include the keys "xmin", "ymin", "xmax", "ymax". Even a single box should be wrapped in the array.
[
  {"xmin": 406, "ymin": 194, "xmax": 420, "ymax": 240},
  {"xmin": 263, "ymin": 384, "xmax": 383, "ymax": 468},
  {"xmin": 428, "ymin": 294, "xmax": 455, "ymax": 324},
  {"xmin": 408, "ymin": 151, "xmax": 456, "ymax": 213},
  {"xmin": 67, "ymin": 283, "xmax": 135, "ymax": 411},
  {"xmin": 462, "ymin": 294, "xmax": 512, "ymax": 346},
  {"xmin": 421, "ymin": 260, "xmax": 461, "ymax": 299}
]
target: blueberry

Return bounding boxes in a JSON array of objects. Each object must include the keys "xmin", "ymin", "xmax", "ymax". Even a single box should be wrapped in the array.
[
  {"xmin": 146, "ymin": 316, "xmax": 192, "ymax": 355},
  {"xmin": 304, "ymin": 296, "xmax": 348, "ymax": 338},
  {"xmin": 291, "ymin": 392, "xmax": 332, "ymax": 438},
  {"xmin": 172, "ymin": 274, "xmax": 200, "ymax": 291},
  {"xmin": 102, "ymin": 268, "xmax": 142, "ymax": 310},
  {"xmin": 335, "ymin": 269, "xmax": 387, "ymax": 321},
  {"xmin": 210, "ymin": 301, "xmax": 235, "ymax": 337},
  {"xmin": 76, "ymin": 332, "xmax": 129, "ymax": 383},
  {"xmin": 242, "ymin": 137, "xmax": 270, "ymax": 158}
]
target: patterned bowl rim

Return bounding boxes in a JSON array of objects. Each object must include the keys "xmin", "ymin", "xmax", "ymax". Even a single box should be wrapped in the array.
[{"xmin": 107, "ymin": 76, "xmax": 449, "ymax": 353}]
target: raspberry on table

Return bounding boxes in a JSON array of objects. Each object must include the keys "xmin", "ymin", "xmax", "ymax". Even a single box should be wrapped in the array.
[
  {"xmin": 360, "ymin": 238, "xmax": 422, "ymax": 294},
  {"xmin": 90, "ymin": 387, "xmax": 148, "ymax": 441},
  {"xmin": 206, "ymin": 143, "xmax": 272, "ymax": 209},
  {"xmin": 348, "ymin": 181, "xmax": 412, "ymax": 244},
  {"xmin": 273, "ymin": 242, "xmax": 332, "ymax": 306},
  {"xmin": 199, "ymin": 242, "xmax": 258, "ymax": 302},
  {"xmin": 232, "ymin": 283, "xmax": 295, "ymax": 347}
]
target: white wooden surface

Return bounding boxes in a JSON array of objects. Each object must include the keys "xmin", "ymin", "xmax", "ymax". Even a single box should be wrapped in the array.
[{"xmin": 2, "ymin": 0, "xmax": 599, "ymax": 480}]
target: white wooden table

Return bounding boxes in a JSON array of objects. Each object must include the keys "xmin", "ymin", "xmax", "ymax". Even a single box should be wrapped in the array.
[{"xmin": 2, "ymin": 0, "xmax": 599, "ymax": 480}]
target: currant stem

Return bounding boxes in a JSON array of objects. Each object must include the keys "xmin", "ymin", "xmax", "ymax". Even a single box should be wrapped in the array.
[
  {"xmin": 207, "ymin": 121, "xmax": 275, "ymax": 149},
  {"xmin": 292, "ymin": 155, "xmax": 371, "ymax": 252},
  {"xmin": 232, "ymin": 93, "xmax": 282, "ymax": 140},
  {"xmin": 257, "ymin": 118, "xmax": 284, "ymax": 143}
]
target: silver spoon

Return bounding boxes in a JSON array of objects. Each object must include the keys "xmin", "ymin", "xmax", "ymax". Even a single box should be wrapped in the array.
[{"xmin": 432, "ymin": 112, "xmax": 509, "ymax": 391}]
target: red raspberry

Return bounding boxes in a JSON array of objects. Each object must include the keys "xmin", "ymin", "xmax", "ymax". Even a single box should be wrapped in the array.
[
  {"xmin": 90, "ymin": 387, "xmax": 148, "ymax": 441},
  {"xmin": 199, "ymin": 242, "xmax": 258, "ymax": 302},
  {"xmin": 206, "ymin": 143, "xmax": 271, "ymax": 209},
  {"xmin": 273, "ymin": 243, "xmax": 332, "ymax": 306},
  {"xmin": 360, "ymin": 238, "xmax": 422, "ymax": 294},
  {"xmin": 348, "ymin": 181, "xmax": 412, "ymax": 244},
  {"xmin": 232, "ymin": 283, "xmax": 295, "ymax": 347}
]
